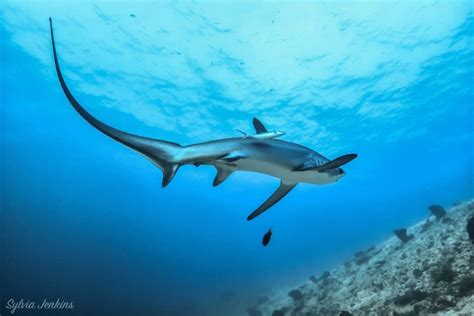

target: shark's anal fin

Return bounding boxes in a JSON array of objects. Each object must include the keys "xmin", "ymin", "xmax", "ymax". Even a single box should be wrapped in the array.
[
  {"xmin": 213, "ymin": 166, "xmax": 233, "ymax": 187},
  {"xmin": 247, "ymin": 181, "xmax": 297, "ymax": 221},
  {"xmin": 162, "ymin": 164, "xmax": 180, "ymax": 187},
  {"xmin": 316, "ymin": 154, "xmax": 357, "ymax": 172},
  {"xmin": 253, "ymin": 117, "xmax": 268, "ymax": 134}
]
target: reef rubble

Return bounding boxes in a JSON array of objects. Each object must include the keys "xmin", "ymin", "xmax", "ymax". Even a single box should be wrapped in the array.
[{"xmin": 249, "ymin": 200, "xmax": 474, "ymax": 316}]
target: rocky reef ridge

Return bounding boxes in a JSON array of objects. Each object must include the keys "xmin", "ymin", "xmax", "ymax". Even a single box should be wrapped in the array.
[{"xmin": 249, "ymin": 200, "xmax": 474, "ymax": 316}]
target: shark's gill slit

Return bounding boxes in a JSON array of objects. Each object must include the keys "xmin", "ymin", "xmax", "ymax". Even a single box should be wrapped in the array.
[{"xmin": 49, "ymin": 17, "xmax": 182, "ymax": 187}]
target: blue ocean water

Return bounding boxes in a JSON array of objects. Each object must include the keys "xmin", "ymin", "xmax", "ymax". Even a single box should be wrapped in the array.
[{"xmin": 1, "ymin": 2, "xmax": 473, "ymax": 315}]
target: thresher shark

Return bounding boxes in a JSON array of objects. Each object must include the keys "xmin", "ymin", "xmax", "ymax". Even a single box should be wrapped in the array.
[{"xmin": 49, "ymin": 18, "xmax": 357, "ymax": 221}]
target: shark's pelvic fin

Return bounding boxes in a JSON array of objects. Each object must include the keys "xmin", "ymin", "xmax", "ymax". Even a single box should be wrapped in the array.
[
  {"xmin": 316, "ymin": 154, "xmax": 357, "ymax": 172},
  {"xmin": 247, "ymin": 181, "xmax": 297, "ymax": 221},
  {"xmin": 213, "ymin": 166, "xmax": 233, "ymax": 187},
  {"xmin": 253, "ymin": 117, "xmax": 268, "ymax": 134}
]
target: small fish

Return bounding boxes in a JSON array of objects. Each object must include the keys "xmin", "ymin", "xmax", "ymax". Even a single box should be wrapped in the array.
[
  {"xmin": 130, "ymin": 14, "xmax": 136, "ymax": 18},
  {"xmin": 262, "ymin": 228, "xmax": 272, "ymax": 246}
]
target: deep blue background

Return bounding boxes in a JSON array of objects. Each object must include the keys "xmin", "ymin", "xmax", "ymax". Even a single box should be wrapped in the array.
[{"xmin": 1, "ymin": 2, "xmax": 473, "ymax": 315}]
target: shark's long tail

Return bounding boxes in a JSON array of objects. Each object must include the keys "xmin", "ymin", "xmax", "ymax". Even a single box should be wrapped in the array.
[{"xmin": 49, "ymin": 18, "xmax": 181, "ymax": 187}]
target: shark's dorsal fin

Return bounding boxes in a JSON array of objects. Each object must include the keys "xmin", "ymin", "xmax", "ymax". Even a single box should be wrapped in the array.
[
  {"xmin": 213, "ymin": 166, "xmax": 233, "ymax": 187},
  {"xmin": 247, "ymin": 181, "xmax": 297, "ymax": 220},
  {"xmin": 253, "ymin": 117, "xmax": 268, "ymax": 134}
]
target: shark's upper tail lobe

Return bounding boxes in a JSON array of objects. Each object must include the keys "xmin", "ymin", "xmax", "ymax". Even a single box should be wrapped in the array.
[{"xmin": 49, "ymin": 18, "xmax": 181, "ymax": 187}]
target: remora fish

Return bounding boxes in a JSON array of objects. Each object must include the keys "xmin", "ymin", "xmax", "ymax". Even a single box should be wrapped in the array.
[
  {"xmin": 49, "ymin": 18, "xmax": 357, "ymax": 221},
  {"xmin": 236, "ymin": 118, "xmax": 286, "ymax": 140}
]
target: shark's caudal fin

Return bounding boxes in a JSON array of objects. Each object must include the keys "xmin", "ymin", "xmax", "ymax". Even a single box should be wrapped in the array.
[{"xmin": 49, "ymin": 18, "xmax": 181, "ymax": 187}]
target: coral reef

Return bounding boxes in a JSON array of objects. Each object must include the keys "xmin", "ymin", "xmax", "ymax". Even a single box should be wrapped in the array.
[{"xmin": 249, "ymin": 200, "xmax": 474, "ymax": 315}]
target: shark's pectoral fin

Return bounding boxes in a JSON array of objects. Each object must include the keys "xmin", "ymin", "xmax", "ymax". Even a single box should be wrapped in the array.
[
  {"xmin": 316, "ymin": 154, "xmax": 357, "ymax": 172},
  {"xmin": 162, "ymin": 164, "xmax": 180, "ymax": 188},
  {"xmin": 253, "ymin": 117, "xmax": 268, "ymax": 134},
  {"xmin": 247, "ymin": 181, "xmax": 297, "ymax": 221},
  {"xmin": 213, "ymin": 166, "xmax": 233, "ymax": 187}
]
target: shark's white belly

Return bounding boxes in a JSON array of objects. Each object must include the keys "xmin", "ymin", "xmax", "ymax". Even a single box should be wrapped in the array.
[{"xmin": 232, "ymin": 158, "xmax": 335, "ymax": 185}]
